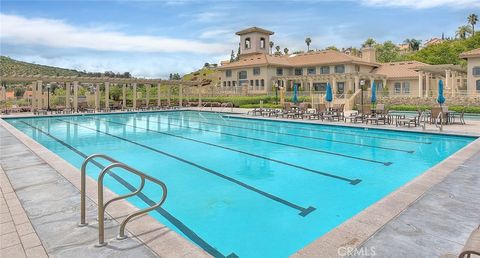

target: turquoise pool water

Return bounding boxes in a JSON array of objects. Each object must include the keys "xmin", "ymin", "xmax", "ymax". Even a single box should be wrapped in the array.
[{"xmin": 5, "ymin": 111, "xmax": 476, "ymax": 257}]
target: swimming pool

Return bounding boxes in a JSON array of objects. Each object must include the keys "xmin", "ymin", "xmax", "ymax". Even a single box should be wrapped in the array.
[{"xmin": 5, "ymin": 111, "xmax": 476, "ymax": 257}]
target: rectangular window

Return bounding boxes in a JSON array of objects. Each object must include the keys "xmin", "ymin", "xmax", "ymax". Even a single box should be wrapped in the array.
[
  {"xmin": 394, "ymin": 82, "xmax": 401, "ymax": 94},
  {"xmin": 294, "ymin": 68, "xmax": 303, "ymax": 75},
  {"xmin": 335, "ymin": 65, "xmax": 345, "ymax": 74},
  {"xmin": 355, "ymin": 65, "xmax": 360, "ymax": 72},
  {"xmin": 250, "ymin": 80, "xmax": 254, "ymax": 86},
  {"xmin": 476, "ymin": 80, "xmax": 480, "ymax": 91},
  {"xmin": 261, "ymin": 79, "xmax": 265, "ymax": 88},
  {"xmin": 473, "ymin": 67, "xmax": 480, "ymax": 76},
  {"xmin": 253, "ymin": 67, "xmax": 260, "ymax": 75},
  {"xmin": 228, "ymin": 81, "xmax": 231, "ymax": 87},
  {"xmin": 255, "ymin": 80, "xmax": 259, "ymax": 86},
  {"xmin": 239, "ymin": 71, "xmax": 247, "ymax": 80},
  {"xmin": 320, "ymin": 66, "xmax": 330, "ymax": 74},
  {"xmin": 313, "ymin": 83, "xmax": 327, "ymax": 91},
  {"xmin": 402, "ymin": 82, "xmax": 410, "ymax": 94},
  {"xmin": 226, "ymin": 70, "xmax": 232, "ymax": 77},
  {"xmin": 307, "ymin": 67, "xmax": 316, "ymax": 75},
  {"xmin": 337, "ymin": 82, "xmax": 345, "ymax": 94},
  {"xmin": 232, "ymin": 81, "xmax": 236, "ymax": 87},
  {"xmin": 276, "ymin": 68, "xmax": 283, "ymax": 76},
  {"xmin": 223, "ymin": 81, "xmax": 226, "ymax": 87}
]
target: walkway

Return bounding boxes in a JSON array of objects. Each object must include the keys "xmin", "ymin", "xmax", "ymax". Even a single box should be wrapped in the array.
[
  {"xmin": 353, "ymin": 152, "xmax": 480, "ymax": 257},
  {"xmin": 0, "ymin": 126, "xmax": 158, "ymax": 257}
]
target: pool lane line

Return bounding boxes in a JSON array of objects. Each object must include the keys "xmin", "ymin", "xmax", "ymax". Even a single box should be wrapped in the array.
[
  {"xmin": 178, "ymin": 112, "xmax": 433, "ymax": 145},
  {"xmin": 54, "ymin": 119, "xmax": 317, "ymax": 217},
  {"xmin": 19, "ymin": 121, "xmax": 235, "ymax": 258},
  {"xmin": 91, "ymin": 116, "xmax": 363, "ymax": 185},
  {"xmin": 159, "ymin": 114, "xmax": 415, "ymax": 154},
  {"xmin": 132, "ymin": 116, "xmax": 393, "ymax": 167}
]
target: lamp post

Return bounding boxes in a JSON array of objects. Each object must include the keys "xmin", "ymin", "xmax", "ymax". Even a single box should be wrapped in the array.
[
  {"xmin": 46, "ymin": 84, "xmax": 51, "ymax": 111},
  {"xmin": 360, "ymin": 80, "xmax": 365, "ymax": 106}
]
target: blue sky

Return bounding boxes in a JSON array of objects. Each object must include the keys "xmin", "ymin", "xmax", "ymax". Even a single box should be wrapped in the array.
[{"xmin": 1, "ymin": 0, "xmax": 479, "ymax": 78}]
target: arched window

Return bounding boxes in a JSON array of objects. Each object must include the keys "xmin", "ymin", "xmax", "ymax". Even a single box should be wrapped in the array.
[
  {"xmin": 261, "ymin": 79, "xmax": 265, "ymax": 88},
  {"xmin": 223, "ymin": 81, "xmax": 226, "ymax": 87},
  {"xmin": 228, "ymin": 81, "xmax": 231, "ymax": 87},
  {"xmin": 245, "ymin": 37, "xmax": 251, "ymax": 49},
  {"xmin": 260, "ymin": 38, "xmax": 265, "ymax": 49}
]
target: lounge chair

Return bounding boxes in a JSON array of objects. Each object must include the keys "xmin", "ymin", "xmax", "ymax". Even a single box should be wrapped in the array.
[
  {"xmin": 459, "ymin": 225, "xmax": 480, "ymax": 258},
  {"xmin": 366, "ymin": 109, "xmax": 389, "ymax": 125}
]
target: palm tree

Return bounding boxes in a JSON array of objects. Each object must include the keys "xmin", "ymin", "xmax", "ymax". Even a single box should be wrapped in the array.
[
  {"xmin": 362, "ymin": 38, "xmax": 376, "ymax": 48},
  {"xmin": 468, "ymin": 13, "xmax": 478, "ymax": 35},
  {"xmin": 404, "ymin": 38, "xmax": 421, "ymax": 51},
  {"xmin": 305, "ymin": 37, "xmax": 312, "ymax": 51},
  {"xmin": 275, "ymin": 45, "xmax": 281, "ymax": 55},
  {"xmin": 284, "ymin": 48, "xmax": 289, "ymax": 55},
  {"xmin": 269, "ymin": 41, "xmax": 274, "ymax": 54},
  {"xmin": 456, "ymin": 25, "xmax": 473, "ymax": 39}
]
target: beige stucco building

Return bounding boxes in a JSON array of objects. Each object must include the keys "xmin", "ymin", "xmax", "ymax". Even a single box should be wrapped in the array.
[
  {"xmin": 218, "ymin": 27, "xmax": 468, "ymax": 102},
  {"xmin": 460, "ymin": 48, "xmax": 480, "ymax": 95}
]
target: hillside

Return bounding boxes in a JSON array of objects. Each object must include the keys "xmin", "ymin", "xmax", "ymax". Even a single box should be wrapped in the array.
[
  {"xmin": 182, "ymin": 67, "xmax": 219, "ymax": 87},
  {"xmin": 0, "ymin": 56, "xmax": 86, "ymax": 76}
]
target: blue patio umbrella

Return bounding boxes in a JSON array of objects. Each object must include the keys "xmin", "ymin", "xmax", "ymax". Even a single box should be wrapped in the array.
[
  {"xmin": 292, "ymin": 83, "xmax": 298, "ymax": 104},
  {"xmin": 437, "ymin": 79, "xmax": 445, "ymax": 105},
  {"xmin": 325, "ymin": 82, "xmax": 333, "ymax": 103},
  {"xmin": 371, "ymin": 82, "xmax": 377, "ymax": 106}
]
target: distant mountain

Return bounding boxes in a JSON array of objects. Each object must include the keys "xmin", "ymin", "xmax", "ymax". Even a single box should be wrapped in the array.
[
  {"xmin": 0, "ymin": 56, "xmax": 86, "ymax": 77},
  {"xmin": 0, "ymin": 56, "xmax": 133, "ymax": 78}
]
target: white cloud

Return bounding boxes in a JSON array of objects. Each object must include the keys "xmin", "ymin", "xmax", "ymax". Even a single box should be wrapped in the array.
[
  {"xmin": 360, "ymin": 0, "xmax": 480, "ymax": 9},
  {"xmin": 0, "ymin": 13, "xmax": 229, "ymax": 54}
]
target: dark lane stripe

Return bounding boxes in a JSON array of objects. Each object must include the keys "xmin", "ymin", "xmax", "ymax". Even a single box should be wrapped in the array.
[
  {"xmin": 92, "ymin": 116, "xmax": 362, "ymax": 185},
  {"xmin": 182, "ymin": 111, "xmax": 432, "ymax": 145},
  {"xmin": 134, "ymin": 116, "xmax": 392, "ymax": 167},
  {"xmin": 162, "ymin": 113, "xmax": 415, "ymax": 153},
  {"xmin": 55, "ymin": 118, "xmax": 316, "ymax": 216},
  {"xmin": 19, "ymin": 121, "xmax": 234, "ymax": 258}
]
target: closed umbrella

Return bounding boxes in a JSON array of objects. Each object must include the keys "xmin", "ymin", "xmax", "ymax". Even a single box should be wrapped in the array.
[
  {"xmin": 292, "ymin": 83, "xmax": 298, "ymax": 104},
  {"xmin": 371, "ymin": 82, "xmax": 377, "ymax": 108},
  {"xmin": 325, "ymin": 82, "xmax": 333, "ymax": 106},
  {"xmin": 437, "ymin": 79, "xmax": 445, "ymax": 106}
]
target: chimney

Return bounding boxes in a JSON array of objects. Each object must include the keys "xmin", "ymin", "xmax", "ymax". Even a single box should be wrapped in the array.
[{"xmin": 361, "ymin": 47, "xmax": 376, "ymax": 63}]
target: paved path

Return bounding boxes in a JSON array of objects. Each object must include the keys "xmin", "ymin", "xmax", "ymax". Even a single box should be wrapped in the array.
[
  {"xmin": 0, "ymin": 126, "xmax": 158, "ymax": 258},
  {"xmin": 353, "ymin": 152, "xmax": 480, "ymax": 257}
]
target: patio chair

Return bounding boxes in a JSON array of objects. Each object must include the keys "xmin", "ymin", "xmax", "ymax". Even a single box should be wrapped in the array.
[
  {"xmin": 396, "ymin": 113, "xmax": 419, "ymax": 127},
  {"xmin": 459, "ymin": 225, "xmax": 480, "ymax": 258},
  {"xmin": 451, "ymin": 107, "xmax": 466, "ymax": 125},
  {"xmin": 366, "ymin": 108, "xmax": 389, "ymax": 125},
  {"xmin": 430, "ymin": 107, "xmax": 446, "ymax": 125}
]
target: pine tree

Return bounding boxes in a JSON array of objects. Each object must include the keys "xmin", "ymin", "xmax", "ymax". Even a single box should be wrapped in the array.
[{"xmin": 230, "ymin": 50, "xmax": 235, "ymax": 62}]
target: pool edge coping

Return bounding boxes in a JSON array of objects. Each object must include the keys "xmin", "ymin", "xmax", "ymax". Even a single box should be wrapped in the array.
[
  {"xmin": 0, "ymin": 118, "xmax": 212, "ymax": 258},
  {"xmin": 291, "ymin": 133, "xmax": 480, "ymax": 257}
]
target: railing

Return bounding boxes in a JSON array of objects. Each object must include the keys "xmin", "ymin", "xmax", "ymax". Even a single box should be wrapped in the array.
[
  {"xmin": 79, "ymin": 154, "xmax": 167, "ymax": 247},
  {"xmin": 418, "ymin": 111, "xmax": 427, "ymax": 131},
  {"xmin": 434, "ymin": 112, "xmax": 444, "ymax": 131}
]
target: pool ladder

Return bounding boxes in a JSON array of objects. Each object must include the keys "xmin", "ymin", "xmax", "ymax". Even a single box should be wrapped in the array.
[{"xmin": 78, "ymin": 154, "xmax": 168, "ymax": 247}]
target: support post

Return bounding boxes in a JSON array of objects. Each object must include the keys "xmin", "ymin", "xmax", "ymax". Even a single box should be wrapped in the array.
[
  {"xmin": 167, "ymin": 85, "xmax": 171, "ymax": 106},
  {"xmin": 37, "ymin": 81, "xmax": 43, "ymax": 109},
  {"xmin": 31, "ymin": 81, "xmax": 37, "ymax": 112},
  {"xmin": 157, "ymin": 83, "xmax": 162, "ymax": 107},
  {"xmin": 65, "ymin": 82, "xmax": 71, "ymax": 109},
  {"xmin": 122, "ymin": 84, "xmax": 126, "ymax": 109},
  {"xmin": 179, "ymin": 84, "xmax": 183, "ymax": 107},
  {"xmin": 425, "ymin": 73, "xmax": 430, "ymax": 97},
  {"xmin": 104, "ymin": 82, "xmax": 110, "ymax": 110},
  {"xmin": 198, "ymin": 84, "xmax": 202, "ymax": 107},
  {"xmin": 94, "ymin": 83, "xmax": 100, "ymax": 111},
  {"xmin": 354, "ymin": 76, "xmax": 360, "ymax": 93},
  {"xmin": 132, "ymin": 83, "xmax": 137, "ymax": 109},
  {"xmin": 73, "ymin": 81, "xmax": 78, "ymax": 112},
  {"xmin": 145, "ymin": 84, "xmax": 150, "ymax": 108},
  {"xmin": 418, "ymin": 71, "xmax": 424, "ymax": 97}
]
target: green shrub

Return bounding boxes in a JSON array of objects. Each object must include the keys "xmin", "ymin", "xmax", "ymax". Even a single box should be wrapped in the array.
[{"xmin": 388, "ymin": 104, "xmax": 480, "ymax": 113}]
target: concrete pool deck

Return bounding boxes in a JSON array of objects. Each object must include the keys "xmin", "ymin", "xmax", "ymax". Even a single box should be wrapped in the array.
[{"xmin": 0, "ymin": 109, "xmax": 479, "ymax": 257}]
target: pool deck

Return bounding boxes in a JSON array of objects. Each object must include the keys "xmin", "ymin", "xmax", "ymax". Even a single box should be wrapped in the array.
[{"xmin": 1, "ymin": 108, "xmax": 479, "ymax": 257}]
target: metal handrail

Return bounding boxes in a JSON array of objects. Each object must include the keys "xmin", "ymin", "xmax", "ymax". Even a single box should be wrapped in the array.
[
  {"xmin": 419, "ymin": 111, "xmax": 427, "ymax": 131},
  {"xmin": 435, "ymin": 112, "xmax": 444, "ymax": 131},
  {"xmin": 79, "ymin": 154, "xmax": 167, "ymax": 247}
]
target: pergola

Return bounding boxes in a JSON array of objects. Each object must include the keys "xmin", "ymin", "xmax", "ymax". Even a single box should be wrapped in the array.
[
  {"xmin": 0, "ymin": 74, "xmax": 198, "ymax": 112},
  {"xmin": 273, "ymin": 72, "xmax": 387, "ymax": 93},
  {"xmin": 414, "ymin": 64, "xmax": 467, "ymax": 97}
]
